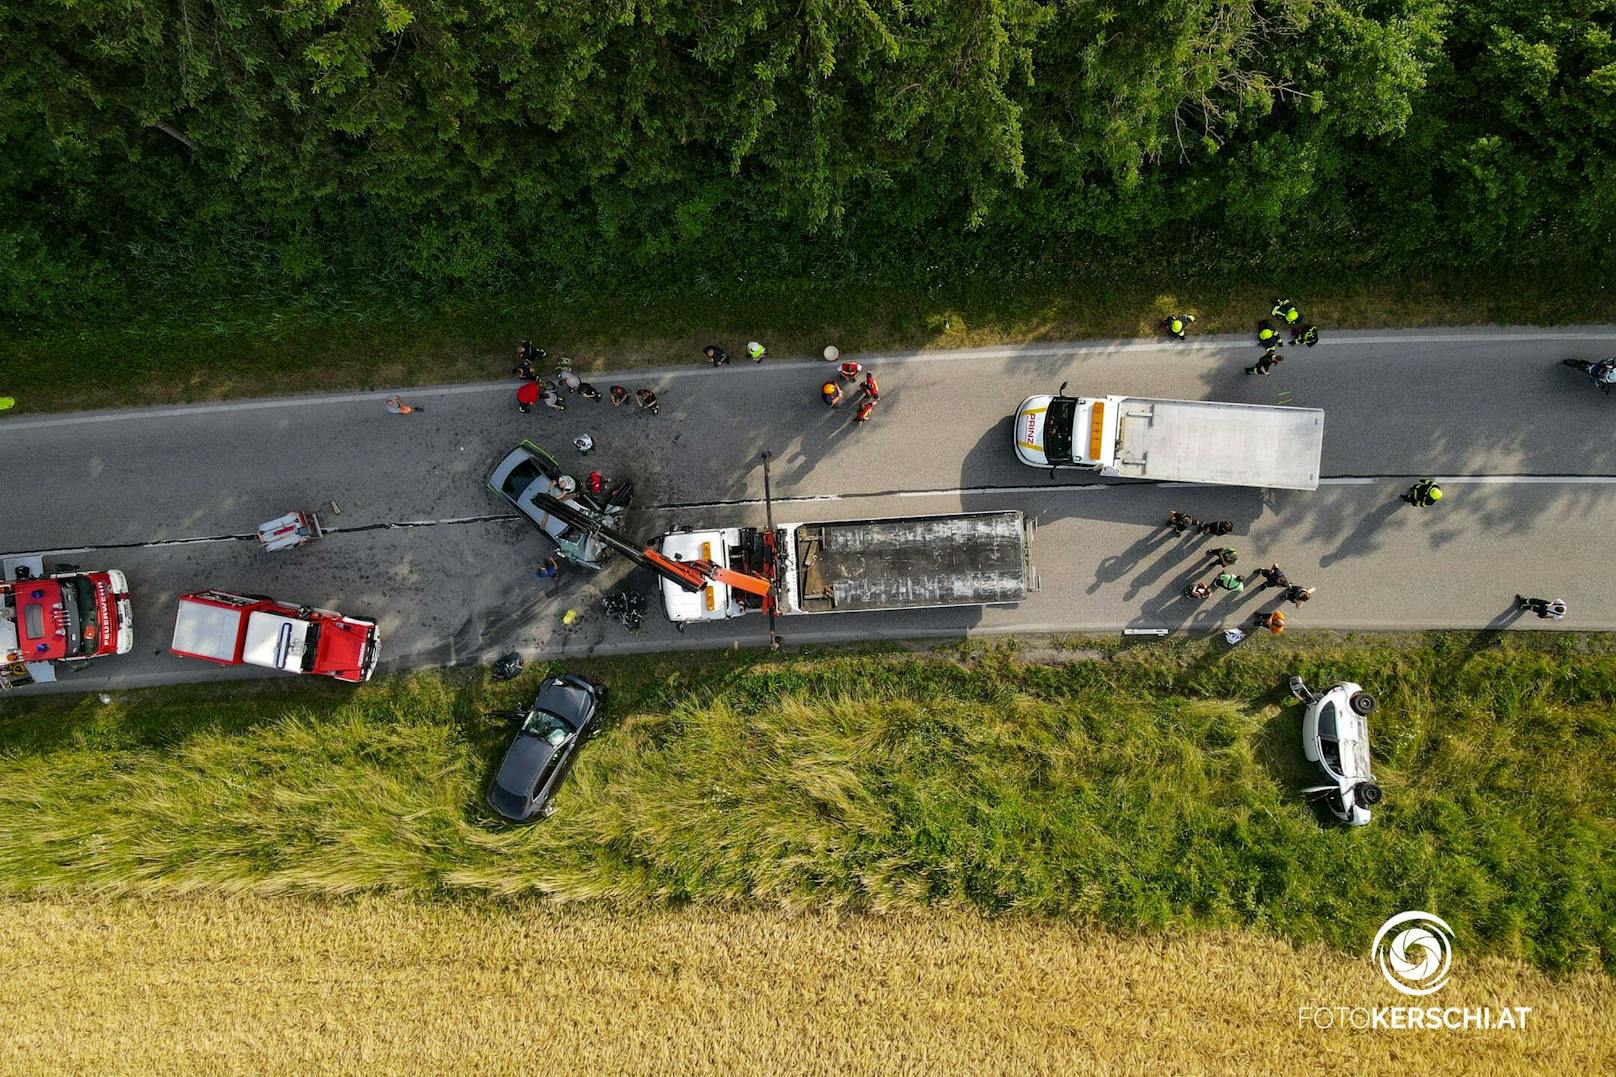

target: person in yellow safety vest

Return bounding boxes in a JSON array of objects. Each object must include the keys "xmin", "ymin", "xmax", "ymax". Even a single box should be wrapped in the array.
[
  {"xmin": 1271, "ymin": 299, "xmax": 1300, "ymax": 325},
  {"xmin": 747, "ymin": 340, "xmax": 767, "ymax": 362},
  {"xmin": 1256, "ymin": 320, "xmax": 1284, "ymax": 347},
  {"xmin": 1401, "ymin": 479, "xmax": 1442, "ymax": 507},
  {"xmin": 1162, "ymin": 313, "xmax": 1196, "ymax": 340}
]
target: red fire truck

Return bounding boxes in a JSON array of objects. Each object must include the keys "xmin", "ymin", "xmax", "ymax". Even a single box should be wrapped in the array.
[
  {"xmin": 2, "ymin": 557, "xmax": 133, "ymax": 689},
  {"xmin": 170, "ymin": 590, "xmax": 380, "ymax": 683}
]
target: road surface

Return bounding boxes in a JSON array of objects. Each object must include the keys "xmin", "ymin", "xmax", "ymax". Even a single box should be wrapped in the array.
[{"xmin": 3, "ymin": 326, "xmax": 1613, "ymax": 692}]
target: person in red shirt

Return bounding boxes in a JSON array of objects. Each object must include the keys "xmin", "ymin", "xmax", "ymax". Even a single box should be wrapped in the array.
[
  {"xmin": 516, "ymin": 380, "xmax": 540, "ymax": 413},
  {"xmin": 854, "ymin": 398, "xmax": 877, "ymax": 424},
  {"xmin": 838, "ymin": 360, "xmax": 863, "ymax": 383},
  {"xmin": 862, "ymin": 372, "xmax": 879, "ymax": 400}
]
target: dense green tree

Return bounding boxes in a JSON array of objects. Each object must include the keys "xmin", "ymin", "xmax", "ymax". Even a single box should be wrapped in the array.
[{"xmin": 0, "ymin": 0, "xmax": 1611, "ymax": 320}]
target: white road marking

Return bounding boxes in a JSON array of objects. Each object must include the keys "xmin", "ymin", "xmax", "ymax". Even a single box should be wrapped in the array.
[{"xmin": 8, "ymin": 475, "xmax": 1616, "ymax": 559}]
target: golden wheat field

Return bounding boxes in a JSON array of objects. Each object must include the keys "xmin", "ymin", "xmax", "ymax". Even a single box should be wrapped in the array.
[{"xmin": 1, "ymin": 897, "xmax": 1610, "ymax": 1075}]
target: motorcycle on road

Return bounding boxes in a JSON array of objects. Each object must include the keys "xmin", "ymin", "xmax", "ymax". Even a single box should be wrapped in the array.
[{"xmin": 1562, "ymin": 356, "xmax": 1616, "ymax": 394}]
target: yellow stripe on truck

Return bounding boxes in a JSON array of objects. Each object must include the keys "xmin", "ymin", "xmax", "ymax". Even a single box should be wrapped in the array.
[
  {"xmin": 1088, "ymin": 401, "xmax": 1106, "ymax": 461},
  {"xmin": 1018, "ymin": 405, "xmax": 1046, "ymax": 452}
]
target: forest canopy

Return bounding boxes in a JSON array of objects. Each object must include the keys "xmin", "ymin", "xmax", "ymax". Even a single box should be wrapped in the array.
[{"xmin": 2, "ymin": 0, "xmax": 1613, "ymax": 320}]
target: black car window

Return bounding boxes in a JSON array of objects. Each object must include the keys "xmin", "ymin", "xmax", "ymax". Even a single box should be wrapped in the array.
[
  {"xmin": 531, "ymin": 752, "xmax": 564, "ymax": 797},
  {"xmin": 1321, "ymin": 737, "xmax": 1343, "ymax": 774},
  {"xmin": 501, "ymin": 460, "xmax": 543, "ymax": 498},
  {"xmin": 1318, "ymin": 701, "xmax": 1338, "ymax": 740}
]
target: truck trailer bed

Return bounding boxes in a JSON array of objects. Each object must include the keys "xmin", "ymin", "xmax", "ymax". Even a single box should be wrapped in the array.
[
  {"xmin": 1110, "ymin": 399, "xmax": 1324, "ymax": 490},
  {"xmin": 792, "ymin": 511, "xmax": 1032, "ymax": 613}
]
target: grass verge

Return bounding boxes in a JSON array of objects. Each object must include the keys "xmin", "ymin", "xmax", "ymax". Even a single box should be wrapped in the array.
[
  {"xmin": 2, "ymin": 263, "xmax": 1609, "ymax": 412},
  {"xmin": 2, "ymin": 895, "xmax": 1610, "ymax": 1073},
  {"xmin": 0, "ymin": 634, "xmax": 1612, "ymax": 976}
]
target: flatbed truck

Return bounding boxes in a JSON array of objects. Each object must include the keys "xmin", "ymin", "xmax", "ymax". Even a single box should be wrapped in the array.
[{"xmin": 1013, "ymin": 386, "xmax": 1325, "ymax": 490}]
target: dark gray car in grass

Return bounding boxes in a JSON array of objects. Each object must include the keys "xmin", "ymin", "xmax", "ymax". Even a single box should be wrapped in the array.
[{"xmin": 486, "ymin": 673, "xmax": 608, "ymax": 822}]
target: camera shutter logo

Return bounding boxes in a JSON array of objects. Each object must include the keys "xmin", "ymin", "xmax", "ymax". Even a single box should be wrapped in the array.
[{"xmin": 1371, "ymin": 911, "xmax": 1454, "ymax": 996}]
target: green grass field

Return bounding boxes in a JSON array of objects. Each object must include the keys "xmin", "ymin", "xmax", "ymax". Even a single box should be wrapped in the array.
[
  {"xmin": 3, "ymin": 263, "xmax": 1608, "ymax": 412},
  {"xmin": 1, "ymin": 635, "xmax": 1612, "ymax": 976}
]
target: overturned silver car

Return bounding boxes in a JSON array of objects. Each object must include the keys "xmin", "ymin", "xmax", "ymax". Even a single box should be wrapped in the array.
[{"xmin": 1289, "ymin": 676, "xmax": 1383, "ymax": 826}]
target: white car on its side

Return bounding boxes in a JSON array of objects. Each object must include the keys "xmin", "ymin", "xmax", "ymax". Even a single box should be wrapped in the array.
[{"xmin": 1289, "ymin": 676, "xmax": 1382, "ymax": 826}]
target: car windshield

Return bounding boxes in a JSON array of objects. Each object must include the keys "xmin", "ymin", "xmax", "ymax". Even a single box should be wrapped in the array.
[
  {"xmin": 1045, "ymin": 398, "xmax": 1077, "ymax": 464},
  {"xmin": 521, "ymin": 709, "xmax": 575, "ymax": 746},
  {"xmin": 501, "ymin": 459, "xmax": 543, "ymax": 499}
]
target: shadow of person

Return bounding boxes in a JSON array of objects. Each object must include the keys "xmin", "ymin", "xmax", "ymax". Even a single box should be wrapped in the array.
[
  {"xmin": 1090, "ymin": 527, "xmax": 1191, "ymax": 595},
  {"xmin": 1320, "ymin": 497, "xmax": 1404, "ymax": 568}
]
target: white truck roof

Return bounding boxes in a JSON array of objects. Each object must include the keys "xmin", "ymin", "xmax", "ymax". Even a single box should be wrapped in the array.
[
  {"xmin": 241, "ymin": 612, "xmax": 313, "ymax": 671},
  {"xmin": 1108, "ymin": 398, "xmax": 1323, "ymax": 490},
  {"xmin": 658, "ymin": 530, "xmax": 735, "ymax": 622},
  {"xmin": 171, "ymin": 598, "xmax": 245, "ymax": 661}
]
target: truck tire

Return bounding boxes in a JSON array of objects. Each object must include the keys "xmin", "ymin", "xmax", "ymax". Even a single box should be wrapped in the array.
[
  {"xmin": 1356, "ymin": 782, "xmax": 1383, "ymax": 806},
  {"xmin": 1349, "ymin": 691, "xmax": 1377, "ymax": 716}
]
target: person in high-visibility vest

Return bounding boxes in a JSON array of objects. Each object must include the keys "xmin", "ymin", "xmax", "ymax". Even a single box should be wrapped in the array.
[
  {"xmin": 747, "ymin": 340, "xmax": 767, "ymax": 362},
  {"xmin": 1271, "ymin": 299, "xmax": 1300, "ymax": 325},
  {"xmin": 1292, "ymin": 323, "xmax": 1319, "ymax": 347},
  {"xmin": 1402, "ymin": 479, "xmax": 1442, "ymax": 507},
  {"xmin": 1257, "ymin": 319, "xmax": 1284, "ymax": 347},
  {"xmin": 1162, "ymin": 313, "xmax": 1196, "ymax": 340},
  {"xmin": 1254, "ymin": 609, "xmax": 1286, "ymax": 634}
]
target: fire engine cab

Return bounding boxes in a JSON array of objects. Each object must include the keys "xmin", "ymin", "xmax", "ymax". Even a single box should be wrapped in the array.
[
  {"xmin": 2, "ymin": 556, "xmax": 133, "ymax": 689},
  {"xmin": 170, "ymin": 590, "xmax": 380, "ymax": 683}
]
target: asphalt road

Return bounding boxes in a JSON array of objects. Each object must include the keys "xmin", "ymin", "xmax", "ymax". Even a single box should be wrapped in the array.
[{"xmin": 4, "ymin": 326, "xmax": 1614, "ymax": 692}]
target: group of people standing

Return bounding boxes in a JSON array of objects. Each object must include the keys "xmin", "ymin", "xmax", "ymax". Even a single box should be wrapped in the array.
[
  {"xmin": 1247, "ymin": 298, "xmax": 1319, "ymax": 375},
  {"xmin": 1159, "ymin": 299, "xmax": 1321, "ymax": 377},
  {"xmin": 1169, "ymin": 511, "xmax": 1315, "ymax": 635},
  {"xmin": 513, "ymin": 340, "xmax": 660, "ymax": 416},
  {"xmin": 820, "ymin": 358, "xmax": 881, "ymax": 424}
]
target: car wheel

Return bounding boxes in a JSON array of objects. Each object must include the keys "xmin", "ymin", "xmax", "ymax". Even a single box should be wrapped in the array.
[
  {"xmin": 1349, "ymin": 691, "xmax": 1377, "ymax": 716},
  {"xmin": 1355, "ymin": 781, "xmax": 1383, "ymax": 806}
]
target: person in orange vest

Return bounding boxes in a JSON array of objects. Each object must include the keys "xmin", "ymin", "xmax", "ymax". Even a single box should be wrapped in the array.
[
  {"xmin": 1254, "ymin": 609, "xmax": 1286, "ymax": 635},
  {"xmin": 854, "ymin": 398, "xmax": 877, "ymax": 424}
]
